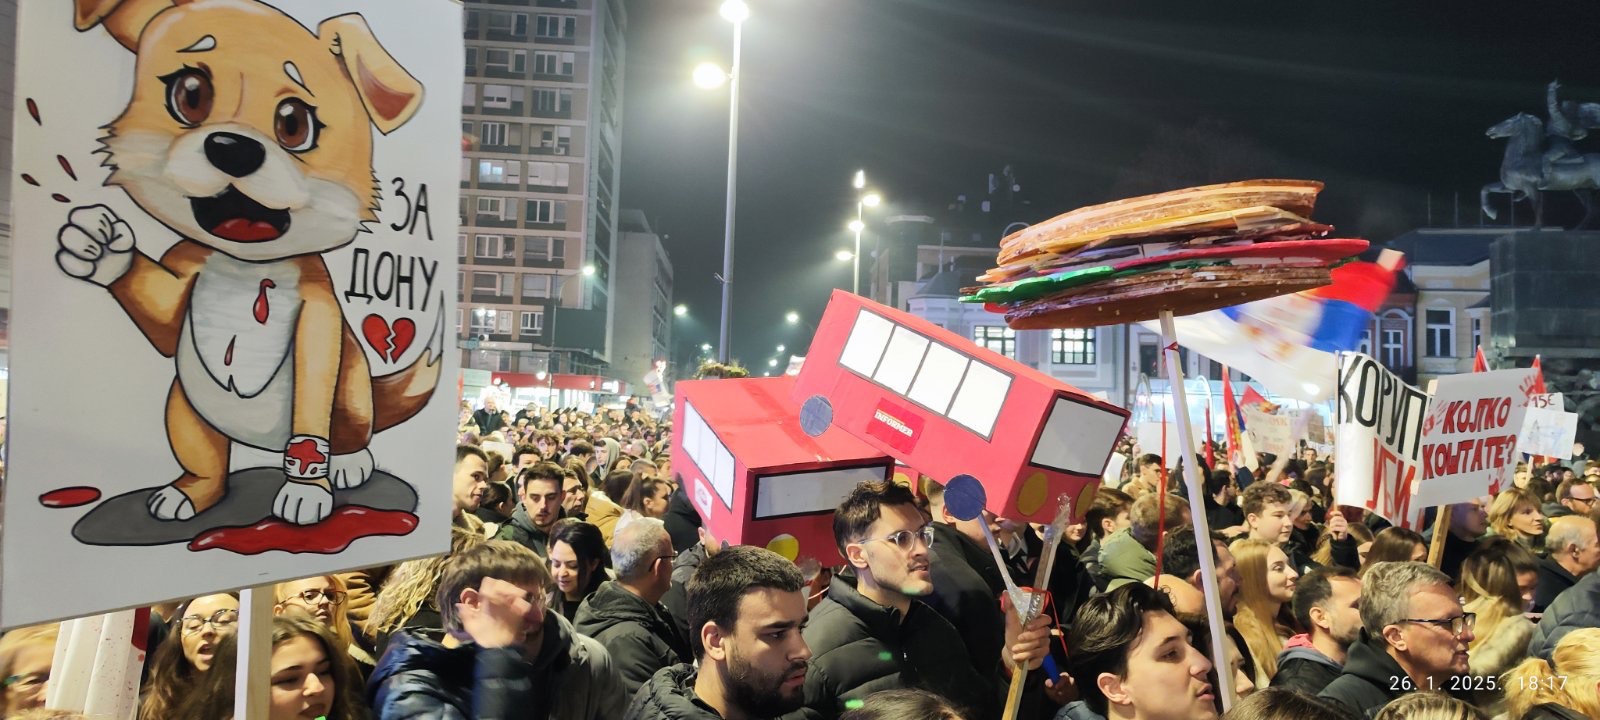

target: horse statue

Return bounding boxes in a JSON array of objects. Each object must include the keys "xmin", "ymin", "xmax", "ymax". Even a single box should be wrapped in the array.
[{"xmin": 1481, "ymin": 112, "xmax": 1600, "ymax": 227}]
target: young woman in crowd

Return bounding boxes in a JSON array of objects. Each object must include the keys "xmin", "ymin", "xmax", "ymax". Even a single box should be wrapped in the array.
[
  {"xmin": 1458, "ymin": 537, "xmax": 1539, "ymax": 687},
  {"xmin": 1504, "ymin": 628, "xmax": 1600, "ymax": 720},
  {"xmin": 178, "ymin": 612, "xmax": 368, "ymax": 720},
  {"xmin": 365, "ymin": 527, "xmax": 487, "ymax": 653},
  {"xmin": 1285, "ymin": 489, "xmax": 1320, "ymax": 554},
  {"xmin": 1229, "ymin": 539, "xmax": 1298, "ymax": 687},
  {"xmin": 140, "ymin": 592, "xmax": 239, "ymax": 719},
  {"xmin": 1360, "ymin": 527, "xmax": 1427, "ymax": 577},
  {"xmin": 547, "ymin": 518, "xmax": 610, "ymax": 622},
  {"xmin": 616, "ymin": 476, "xmax": 670, "ymax": 534},
  {"xmin": 274, "ymin": 574, "xmax": 376, "ymax": 680},
  {"xmin": 0, "ymin": 624, "xmax": 56, "ymax": 717},
  {"xmin": 1372, "ymin": 692, "xmax": 1487, "ymax": 720},
  {"xmin": 1311, "ymin": 519, "xmax": 1372, "ymax": 568},
  {"xmin": 1488, "ymin": 486, "xmax": 1547, "ymax": 553}
]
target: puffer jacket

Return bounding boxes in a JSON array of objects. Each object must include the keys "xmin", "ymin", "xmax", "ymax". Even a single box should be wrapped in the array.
[
  {"xmin": 1317, "ymin": 630, "xmax": 1411, "ymax": 719},
  {"xmin": 1271, "ymin": 642, "xmax": 1342, "ymax": 695},
  {"xmin": 625, "ymin": 664, "xmax": 726, "ymax": 720},
  {"xmin": 574, "ymin": 580, "xmax": 693, "ymax": 698},
  {"xmin": 788, "ymin": 575, "xmax": 995, "ymax": 720},
  {"xmin": 661, "ymin": 541, "xmax": 709, "ymax": 640},
  {"xmin": 1529, "ymin": 570, "xmax": 1600, "ymax": 661},
  {"xmin": 1464, "ymin": 600, "xmax": 1534, "ymax": 681},
  {"xmin": 367, "ymin": 610, "xmax": 625, "ymax": 720}
]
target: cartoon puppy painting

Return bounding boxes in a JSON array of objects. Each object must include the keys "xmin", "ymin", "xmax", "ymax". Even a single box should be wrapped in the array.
[{"xmin": 55, "ymin": 0, "xmax": 443, "ymax": 526}]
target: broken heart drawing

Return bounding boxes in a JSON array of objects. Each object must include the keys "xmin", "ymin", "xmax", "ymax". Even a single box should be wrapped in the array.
[{"xmin": 362, "ymin": 314, "xmax": 418, "ymax": 363}]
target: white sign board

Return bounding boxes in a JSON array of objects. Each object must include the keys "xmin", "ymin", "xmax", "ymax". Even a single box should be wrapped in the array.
[
  {"xmin": 1518, "ymin": 408, "xmax": 1579, "ymax": 460},
  {"xmin": 2, "ymin": 0, "xmax": 462, "ymax": 628},
  {"xmin": 1102, "ymin": 452, "xmax": 1129, "ymax": 485},
  {"xmin": 1242, "ymin": 407, "xmax": 1295, "ymax": 457},
  {"xmin": 1135, "ymin": 420, "xmax": 1204, "ymax": 469},
  {"xmin": 1415, "ymin": 367, "xmax": 1539, "ymax": 508},
  {"xmin": 1529, "ymin": 392, "xmax": 1565, "ymax": 411},
  {"xmin": 1335, "ymin": 353, "xmax": 1430, "ymax": 528}
]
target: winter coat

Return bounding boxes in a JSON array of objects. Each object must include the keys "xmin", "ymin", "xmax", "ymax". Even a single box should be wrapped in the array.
[
  {"xmin": 1517, "ymin": 703, "xmax": 1591, "ymax": 720},
  {"xmin": 1533, "ymin": 556, "xmax": 1579, "ymax": 614},
  {"xmin": 1529, "ymin": 570, "xmax": 1600, "ymax": 661},
  {"xmin": 925, "ymin": 523, "xmax": 1006, "ymax": 674},
  {"xmin": 625, "ymin": 664, "xmax": 727, "ymax": 720},
  {"xmin": 661, "ymin": 541, "xmax": 709, "ymax": 641},
  {"xmin": 585, "ymin": 493, "xmax": 624, "ymax": 547},
  {"xmin": 574, "ymin": 581, "xmax": 693, "ymax": 698},
  {"xmin": 663, "ymin": 486, "xmax": 703, "ymax": 553},
  {"xmin": 1541, "ymin": 501, "xmax": 1574, "ymax": 521},
  {"xmin": 1463, "ymin": 601, "xmax": 1534, "ymax": 681},
  {"xmin": 789, "ymin": 575, "xmax": 997, "ymax": 720},
  {"xmin": 367, "ymin": 611, "xmax": 625, "ymax": 720},
  {"xmin": 493, "ymin": 504, "xmax": 552, "ymax": 558},
  {"xmin": 1098, "ymin": 528, "xmax": 1154, "ymax": 590},
  {"xmin": 1421, "ymin": 526, "xmax": 1483, "ymax": 584},
  {"xmin": 1053, "ymin": 701, "xmax": 1106, "ymax": 720},
  {"xmin": 1272, "ymin": 643, "xmax": 1343, "ymax": 696},
  {"xmin": 1317, "ymin": 630, "xmax": 1412, "ymax": 719}
]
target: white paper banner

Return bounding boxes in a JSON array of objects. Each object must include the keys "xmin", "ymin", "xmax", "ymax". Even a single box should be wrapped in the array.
[
  {"xmin": 1415, "ymin": 367, "xmax": 1539, "ymax": 507},
  {"xmin": 1334, "ymin": 353, "xmax": 1430, "ymax": 528},
  {"xmin": 1519, "ymin": 408, "xmax": 1579, "ymax": 460},
  {"xmin": 3, "ymin": 0, "xmax": 463, "ymax": 628},
  {"xmin": 1243, "ymin": 407, "xmax": 1296, "ymax": 457}
]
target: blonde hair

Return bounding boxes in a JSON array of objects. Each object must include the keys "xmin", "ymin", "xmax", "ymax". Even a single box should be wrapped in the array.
[
  {"xmin": 1502, "ymin": 628, "xmax": 1600, "ymax": 719},
  {"xmin": 1373, "ymin": 691, "xmax": 1485, "ymax": 720},
  {"xmin": 274, "ymin": 574, "xmax": 354, "ymax": 652},
  {"xmin": 1457, "ymin": 537, "xmax": 1538, "ymax": 653},
  {"xmin": 1487, "ymin": 487, "xmax": 1542, "ymax": 543},
  {"xmin": 1230, "ymin": 538, "xmax": 1292, "ymax": 681},
  {"xmin": 0, "ymin": 624, "xmax": 58, "ymax": 710},
  {"xmin": 366, "ymin": 527, "xmax": 487, "ymax": 639},
  {"xmin": 1312, "ymin": 521, "xmax": 1373, "ymax": 567}
]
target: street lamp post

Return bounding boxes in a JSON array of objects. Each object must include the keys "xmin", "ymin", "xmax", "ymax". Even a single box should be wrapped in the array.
[
  {"xmin": 717, "ymin": 0, "xmax": 747, "ymax": 364},
  {"xmin": 544, "ymin": 264, "xmax": 594, "ymax": 409},
  {"xmin": 849, "ymin": 170, "xmax": 881, "ymax": 296}
]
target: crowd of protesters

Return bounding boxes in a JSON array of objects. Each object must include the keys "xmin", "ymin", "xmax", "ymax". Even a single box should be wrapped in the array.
[{"xmin": 5, "ymin": 365, "xmax": 1600, "ymax": 720}]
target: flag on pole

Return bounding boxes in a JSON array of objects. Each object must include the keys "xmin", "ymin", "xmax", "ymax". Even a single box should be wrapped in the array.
[
  {"xmin": 1473, "ymin": 346, "xmax": 1489, "ymax": 373},
  {"xmin": 1143, "ymin": 250, "xmax": 1403, "ymax": 402},
  {"xmin": 1532, "ymin": 355, "xmax": 1547, "ymax": 394},
  {"xmin": 1223, "ymin": 369, "xmax": 1246, "ymax": 466}
]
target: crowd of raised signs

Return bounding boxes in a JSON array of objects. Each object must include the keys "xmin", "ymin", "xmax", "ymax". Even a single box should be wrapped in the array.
[{"xmin": 4, "ymin": 368, "xmax": 1600, "ymax": 720}]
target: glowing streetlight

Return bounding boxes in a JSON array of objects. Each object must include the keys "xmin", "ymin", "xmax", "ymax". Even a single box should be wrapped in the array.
[
  {"xmin": 850, "ymin": 171, "xmax": 883, "ymax": 295},
  {"xmin": 700, "ymin": 343, "xmax": 712, "ymax": 352},
  {"xmin": 862, "ymin": 192, "xmax": 882, "ymax": 208},
  {"xmin": 719, "ymin": 0, "xmax": 749, "ymax": 23},
  {"xmin": 768, "ymin": 358, "xmax": 779, "ymax": 367},
  {"xmin": 699, "ymin": 0, "xmax": 748, "ymax": 364},
  {"xmin": 581, "ymin": 264, "xmax": 596, "ymax": 277},
  {"xmin": 776, "ymin": 344, "xmax": 786, "ymax": 353},
  {"xmin": 692, "ymin": 62, "xmax": 727, "ymax": 90},
  {"xmin": 848, "ymin": 219, "xmax": 865, "ymax": 233},
  {"xmin": 834, "ymin": 249, "xmax": 854, "ymax": 262},
  {"xmin": 674, "ymin": 304, "xmax": 688, "ymax": 317},
  {"xmin": 785, "ymin": 311, "xmax": 800, "ymax": 324}
]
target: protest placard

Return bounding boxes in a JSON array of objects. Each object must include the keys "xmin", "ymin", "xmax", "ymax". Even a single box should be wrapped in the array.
[
  {"xmin": 1518, "ymin": 407, "xmax": 1579, "ymax": 460},
  {"xmin": 1415, "ymin": 367, "xmax": 1539, "ymax": 507},
  {"xmin": 1242, "ymin": 407, "xmax": 1295, "ymax": 457},
  {"xmin": 3, "ymin": 0, "xmax": 463, "ymax": 628},
  {"xmin": 1334, "ymin": 353, "xmax": 1430, "ymax": 528},
  {"xmin": 1136, "ymin": 419, "xmax": 1205, "ymax": 469}
]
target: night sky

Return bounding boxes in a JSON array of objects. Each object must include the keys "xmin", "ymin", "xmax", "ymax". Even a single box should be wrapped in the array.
[{"xmin": 619, "ymin": 0, "xmax": 1600, "ymax": 369}]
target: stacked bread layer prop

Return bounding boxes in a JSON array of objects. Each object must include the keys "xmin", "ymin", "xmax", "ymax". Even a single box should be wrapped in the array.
[{"xmin": 962, "ymin": 179, "xmax": 1369, "ymax": 328}]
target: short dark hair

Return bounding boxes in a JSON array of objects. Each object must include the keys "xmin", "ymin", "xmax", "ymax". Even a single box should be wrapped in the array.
[
  {"xmin": 1161, "ymin": 529, "xmax": 1229, "ymax": 583},
  {"xmin": 1066, "ymin": 583, "xmax": 1177, "ymax": 717},
  {"xmin": 837, "ymin": 689, "xmax": 963, "ymax": 720},
  {"xmin": 1204, "ymin": 469, "xmax": 1234, "ymax": 497},
  {"xmin": 1291, "ymin": 566, "xmax": 1360, "ymax": 634},
  {"xmin": 686, "ymin": 546, "xmax": 804, "ymax": 659},
  {"xmin": 518, "ymin": 461, "xmax": 564, "ymax": 492},
  {"xmin": 437, "ymin": 541, "xmax": 549, "ymax": 637},
  {"xmin": 512, "ymin": 444, "xmax": 540, "ymax": 467},
  {"xmin": 832, "ymin": 480, "xmax": 919, "ymax": 556},
  {"xmin": 1225, "ymin": 688, "xmax": 1351, "ymax": 720},
  {"xmin": 1241, "ymin": 481, "xmax": 1291, "ymax": 517},
  {"xmin": 568, "ymin": 440, "xmax": 595, "ymax": 458},
  {"xmin": 456, "ymin": 443, "xmax": 488, "ymax": 467},
  {"xmin": 1137, "ymin": 453, "xmax": 1163, "ymax": 470},
  {"xmin": 603, "ymin": 470, "xmax": 635, "ymax": 503},
  {"xmin": 482, "ymin": 481, "xmax": 512, "ymax": 508},
  {"xmin": 1085, "ymin": 487, "xmax": 1133, "ymax": 540}
]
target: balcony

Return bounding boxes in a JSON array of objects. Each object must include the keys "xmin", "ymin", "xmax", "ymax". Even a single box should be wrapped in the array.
[
  {"xmin": 536, "ymin": 0, "xmax": 578, "ymax": 7},
  {"xmin": 526, "ymin": 220, "xmax": 568, "ymax": 232},
  {"xmin": 531, "ymin": 72, "xmax": 575, "ymax": 83},
  {"xmin": 486, "ymin": 0, "xmax": 531, "ymax": 5},
  {"xmin": 473, "ymin": 214, "xmax": 518, "ymax": 229},
  {"xmin": 478, "ymin": 142, "xmax": 523, "ymax": 154},
  {"xmin": 479, "ymin": 102, "xmax": 526, "ymax": 118},
  {"xmin": 470, "ymin": 291, "xmax": 516, "ymax": 305},
  {"xmin": 528, "ymin": 144, "xmax": 574, "ymax": 157},
  {"xmin": 482, "ymin": 66, "xmax": 525, "ymax": 81},
  {"xmin": 526, "ymin": 182, "xmax": 570, "ymax": 194},
  {"xmin": 476, "ymin": 180, "xmax": 522, "ymax": 192},
  {"xmin": 486, "ymin": 30, "xmax": 531, "ymax": 43},
  {"xmin": 530, "ymin": 107, "xmax": 573, "ymax": 120},
  {"xmin": 521, "ymin": 254, "xmax": 563, "ymax": 270},
  {"xmin": 470, "ymin": 254, "xmax": 519, "ymax": 268},
  {"xmin": 534, "ymin": 33, "xmax": 577, "ymax": 46}
]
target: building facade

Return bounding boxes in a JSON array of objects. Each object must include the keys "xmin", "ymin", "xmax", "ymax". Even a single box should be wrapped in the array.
[
  {"xmin": 611, "ymin": 210, "xmax": 674, "ymax": 388},
  {"xmin": 1385, "ymin": 228, "xmax": 1500, "ymax": 385},
  {"xmin": 458, "ymin": 0, "xmax": 626, "ymax": 379}
]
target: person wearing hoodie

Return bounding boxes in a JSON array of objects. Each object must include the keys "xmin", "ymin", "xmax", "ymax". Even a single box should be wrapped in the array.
[
  {"xmin": 574, "ymin": 517, "xmax": 693, "ymax": 697},
  {"xmin": 592, "ymin": 437, "xmax": 623, "ymax": 488},
  {"xmin": 1273, "ymin": 566, "xmax": 1362, "ymax": 695},
  {"xmin": 626, "ymin": 546, "xmax": 811, "ymax": 720},
  {"xmin": 1318, "ymin": 562, "xmax": 1475, "ymax": 719},
  {"xmin": 496, "ymin": 463, "xmax": 566, "ymax": 559},
  {"xmin": 367, "ymin": 541, "xmax": 625, "ymax": 720}
]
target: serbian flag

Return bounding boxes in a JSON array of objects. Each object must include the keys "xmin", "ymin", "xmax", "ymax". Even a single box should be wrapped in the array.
[
  {"xmin": 1144, "ymin": 250, "xmax": 1403, "ymax": 402},
  {"xmin": 1223, "ymin": 369, "xmax": 1246, "ymax": 465},
  {"xmin": 1473, "ymin": 347, "xmax": 1489, "ymax": 373}
]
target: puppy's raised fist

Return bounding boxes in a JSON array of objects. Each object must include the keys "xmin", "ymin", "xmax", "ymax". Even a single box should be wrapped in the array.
[{"xmin": 56, "ymin": 204, "xmax": 135, "ymax": 287}]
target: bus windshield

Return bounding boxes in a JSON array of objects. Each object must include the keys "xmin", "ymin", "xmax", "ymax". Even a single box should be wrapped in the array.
[
  {"xmin": 753, "ymin": 466, "xmax": 886, "ymax": 519},
  {"xmin": 1029, "ymin": 395, "xmax": 1125, "ymax": 475}
]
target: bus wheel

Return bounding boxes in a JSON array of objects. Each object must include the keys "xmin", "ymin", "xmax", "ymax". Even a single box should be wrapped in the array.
[{"xmin": 800, "ymin": 395, "xmax": 834, "ymax": 437}]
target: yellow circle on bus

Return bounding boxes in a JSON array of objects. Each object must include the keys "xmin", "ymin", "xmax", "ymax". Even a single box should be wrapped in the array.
[
  {"xmin": 767, "ymin": 534, "xmax": 800, "ymax": 561},
  {"xmin": 1016, "ymin": 472, "xmax": 1049, "ymax": 517}
]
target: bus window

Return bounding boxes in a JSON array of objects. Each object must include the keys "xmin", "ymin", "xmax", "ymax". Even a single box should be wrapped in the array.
[
  {"xmin": 875, "ymin": 326, "xmax": 930, "ymax": 394},
  {"xmin": 682, "ymin": 401, "xmax": 736, "ymax": 510},
  {"xmin": 840, "ymin": 310, "xmax": 895, "ymax": 377},
  {"xmin": 1029, "ymin": 396, "xmax": 1125, "ymax": 475},
  {"xmin": 907, "ymin": 340, "xmax": 969, "ymax": 414},
  {"xmin": 753, "ymin": 466, "xmax": 886, "ymax": 519},
  {"xmin": 947, "ymin": 361, "xmax": 1010, "ymax": 436}
]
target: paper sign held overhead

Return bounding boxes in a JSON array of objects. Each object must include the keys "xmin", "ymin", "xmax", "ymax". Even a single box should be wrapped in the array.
[
  {"xmin": 1415, "ymin": 367, "xmax": 1539, "ymax": 508},
  {"xmin": 1334, "ymin": 353, "xmax": 1430, "ymax": 529},
  {"xmin": 1242, "ymin": 407, "xmax": 1295, "ymax": 457},
  {"xmin": 2, "ymin": 0, "xmax": 463, "ymax": 628},
  {"xmin": 1518, "ymin": 407, "xmax": 1579, "ymax": 460}
]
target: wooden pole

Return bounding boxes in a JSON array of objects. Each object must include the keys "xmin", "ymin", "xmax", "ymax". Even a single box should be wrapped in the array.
[
  {"xmin": 235, "ymin": 584, "xmax": 275, "ymax": 719},
  {"xmin": 1427, "ymin": 506, "xmax": 1451, "ymax": 569},
  {"xmin": 1160, "ymin": 310, "xmax": 1235, "ymax": 710}
]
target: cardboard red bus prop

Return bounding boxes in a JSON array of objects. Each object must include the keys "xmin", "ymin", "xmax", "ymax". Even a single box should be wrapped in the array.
[
  {"xmin": 794, "ymin": 290, "xmax": 1130, "ymax": 523},
  {"xmin": 672, "ymin": 376, "xmax": 893, "ymax": 566}
]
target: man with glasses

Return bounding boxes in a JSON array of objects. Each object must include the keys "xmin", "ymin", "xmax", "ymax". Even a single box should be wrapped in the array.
[
  {"xmin": 1545, "ymin": 478, "xmax": 1597, "ymax": 520},
  {"xmin": 1534, "ymin": 515, "xmax": 1600, "ymax": 613},
  {"xmin": 792, "ymin": 480, "xmax": 1051, "ymax": 720},
  {"xmin": 370, "ymin": 540, "xmax": 625, "ymax": 719},
  {"xmin": 1319, "ymin": 561, "xmax": 1475, "ymax": 718},
  {"xmin": 576, "ymin": 517, "xmax": 693, "ymax": 697}
]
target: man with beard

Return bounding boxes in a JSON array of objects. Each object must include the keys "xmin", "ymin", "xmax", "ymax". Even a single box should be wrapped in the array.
[
  {"xmin": 627, "ymin": 546, "xmax": 811, "ymax": 720},
  {"xmin": 496, "ymin": 463, "xmax": 566, "ymax": 558},
  {"xmin": 790, "ymin": 481, "xmax": 1051, "ymax": 720},
  {"xmin": 1273, "ymin": 567, "xmax": 1362, "ymax": 695}
]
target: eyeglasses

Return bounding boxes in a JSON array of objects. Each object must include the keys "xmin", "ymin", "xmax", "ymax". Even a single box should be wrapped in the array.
[
  {"xmin": 1563, "ymin": 495, "xmax": 1597, "ymax": 507},
  {"xmin": 1399, "ymin": 612, "xmax": 1476, "ymax": 637},
  {"xmin": 180, "ymin": 608, "xmax": 240, "ymax": 635},
  {"xmin": 282, "ymin": 588, "xmax": 348, "ymax": 606},
  {"xmin": 653, "ymin": 550, "xmax": 679, "ymax": 568},
  {"xmin": 853, "ymin": 524, "xmax": 935, "ymax": 553},
  {"xmin": 1, "ymin": 672, "xmax": 48, "ymax": 693}
]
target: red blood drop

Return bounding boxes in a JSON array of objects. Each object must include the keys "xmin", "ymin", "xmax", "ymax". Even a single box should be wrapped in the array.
[
  {"xmin": 26, "ymin": 98, "xmax": 39, "ymax": 125},
  {"xmin": 57, "ymin": 155, "xmax": 76, "ymax": 181},
  {"xmin": 188, "ymin": 506, "xmax": 418, "ymax": 555},
  {"xmin": 51, "ymin": 194, "xmax": 70, "ymax": 203},
  {"xmin": 20, "ymin": 174, "xmax": 38, "ymax": 186},
  {"xmin": 40, "ymin": 486, "xmax": 102, "ymax": 508}
]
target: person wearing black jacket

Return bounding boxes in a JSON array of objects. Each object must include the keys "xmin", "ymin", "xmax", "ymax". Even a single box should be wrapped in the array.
[
  {"xmin": 1203, "ymin": 469, "xmax": 1245, "ymax": 536},
  {"xmin": 1273, "ymin": 567, "xmax": 1362, "ymax": 696},
  {"xmin": 574, "ymin": 518, "xmax": 693, "ymax": 698},
  {"xmin": 495, "ymin": 465, "xmax": 566, "ymax": 559},
  {"xmin": 1420, "ymin": 500, "xmax": 1489, "ymax": 583},
  {"xmin": 1318, "ymin": 561, "xmax": 1474, "ymax": 719},
  {"xmin": 1533, "ymin": 515, "xmax": 1600, "ymax": 613},
  {"xmin": 790, "ymin": 481, "xmax": 1050, "ymax": 720}
]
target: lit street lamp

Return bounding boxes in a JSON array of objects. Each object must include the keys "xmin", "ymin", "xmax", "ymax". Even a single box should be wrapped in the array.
[
  {"xmin": 768, "ymin": 358, "xmax": 779, "ymax": 367},
  {"xmin": 849, "ymin": 169, "xmax": 882, "ymax": 296},
  {"xmin": 674, "ymin": 304, "xmax": 688, "ymax": 317},
  {"xmin": 776, "ymin": 344, "xmax": 786, "ymax": 353},
  {"xmin": 700, "ymin": 343, "xmax": 712, "ymax": 353},
  {"xmin": 834, "ymin": 249, "xmax": 854, "ymax": 262},
  {"xmin": 695, "ymin": 0, "xmax": 748, "ymax": 364},
  {"xmin": 785, "ymin": 311, "xmax": 800, "ymax": 325}
]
